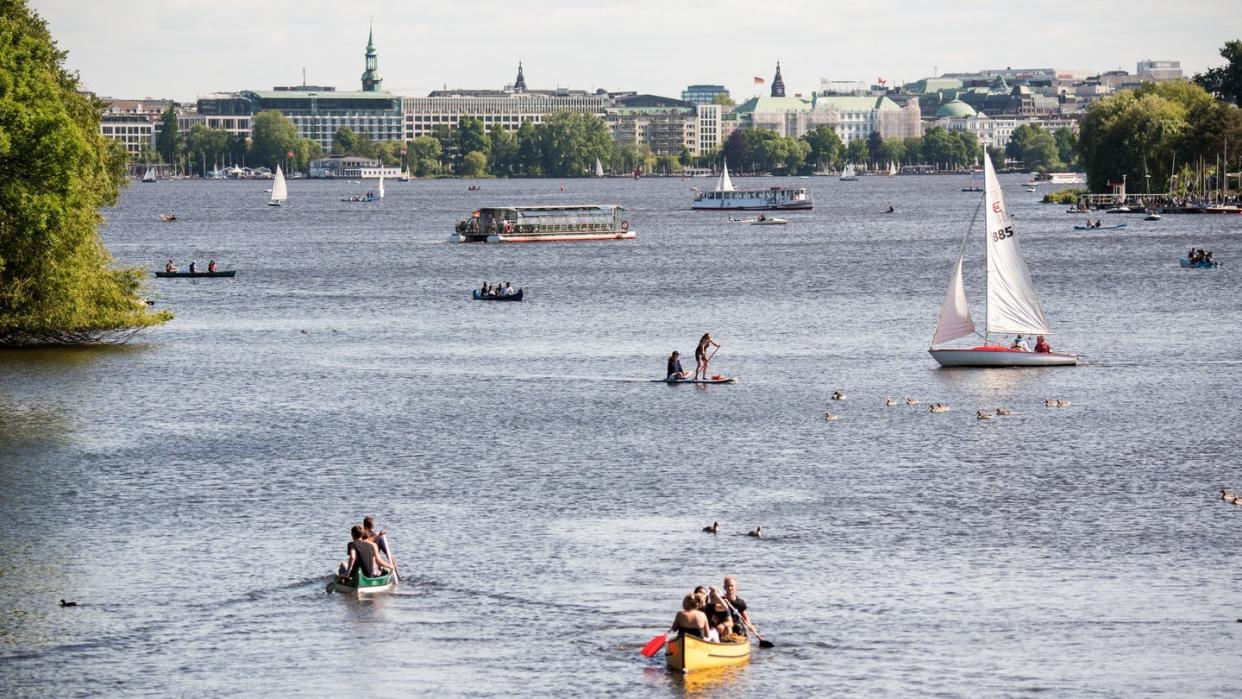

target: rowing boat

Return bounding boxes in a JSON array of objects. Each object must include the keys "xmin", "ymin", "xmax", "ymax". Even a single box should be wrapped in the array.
[
  {"xmin": 472, "ymin": 289, "xmax": 523, "ymax": 301},
  {"xmin": 155, "ymin": 271, "xmax": 236, "ymax": 278},
  {"xmin": 665, "ymin": 633, "xmax": 750, "ymax": 672},
  {"xmin": 654, "ymin": 376, "xmax": 738, "ymax": 385},
  {"xmin": 1073, "ymin": 224, "xmax": 1126, "ymax": 230},
  {"xmin": 1180, "ymin": 258, "xmax": 1218, "ymax": 268},
  {"xmin": 330, "ymin": 569, "xmax": 396, "ymax": 595}
]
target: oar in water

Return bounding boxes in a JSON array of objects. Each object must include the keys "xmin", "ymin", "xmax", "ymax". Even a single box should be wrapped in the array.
[
  {"xmin": 722, "ymin": 596, "xmax": 774, "ymax": 648},
  {"xmin": 640, "ymin": 630, "xmax": 671, "ymax": 657}
]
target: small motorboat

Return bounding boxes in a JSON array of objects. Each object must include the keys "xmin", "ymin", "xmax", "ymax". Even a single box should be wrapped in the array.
[
  {"xmin": 155, "ymin": 270, "xmax": 236, "ymax": 278},
  {"xmin": 330, "ymin": 569, "xmax": 396, "ymax": 595},
  {"xmin": 472, "ymin": 289, "xmax": 523, "ymax": 301},
  {"xmin": 1073, "ymin": 223, "xmax": 1127, "ymax": 231},
  {"xmin": 664, "ymin": 633, "xmax": 750, "ymax": 672},
  {"xmin": 746, "ymin": 217, "xmax": 787, "ymax": 225},
  {"xmin": 1105, "ymin": 206, "xmax": 1132, "ymax": 214},
  {"xmin": 1144, "ymin": 212, "xmax": 1162, "ymax": 221},
  {"xmin": 1180, "ymin": 258, "xmax": 1219, "ymax": 268}
]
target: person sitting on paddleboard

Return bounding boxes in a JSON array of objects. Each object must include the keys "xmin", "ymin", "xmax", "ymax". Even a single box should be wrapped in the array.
[
  {"xmin": 667, "ymin": 351, "xmax": 691, "ymax": 381},
  {"xmin": 695, "ymin": 333, "xmax": 720, "ymax": 381}
]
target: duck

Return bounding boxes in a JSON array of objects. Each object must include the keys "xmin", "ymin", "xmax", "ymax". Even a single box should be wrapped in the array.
[
  {"xmin": 976, "ymin": 410, "xmax": 994, "ymax": 420},
  {"xmin": 702, "ymin": 521, "xmax": 719, "ymax": 534},
  {"xmin": 995, "ymin": 407, "xmax": 1012, "ymax": 416},
  {"xmin": 59, "ymin": 599, "xmax": 77, "ymax": 607},
  {"xmin": 929, "ymin": 403, "xmax": 949, "ymax": 413},
  {"xmin": 1056, "ymin": 400, "xmax": 1071, "ymax": 408},
  {"xmin": 905, "ymin": 397, "xmax": 919, "ymax": 406},
  {"xmin": 884, "ymin": 397, "xmax": 898, "ymax": 407},
  {"xmin": 824, "ymin": 412, "xmax": 839, "ymax": 421},
  {"xmin": 747, "ymin": 526, "xmax": 763, "ymax": 538},
  {"xmin": 831, "ymin": 391, "xmax": 847, "ymax": 401},
  {"xmin": 1222, "ymin": 489, "xmax": 1235, "ymax": 501}
]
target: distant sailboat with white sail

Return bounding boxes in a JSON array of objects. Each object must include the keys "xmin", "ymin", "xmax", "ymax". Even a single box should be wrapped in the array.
[
  {"xmin": 715, "ymin": 158, "xmax": 734, "ymax": 192},
  {"xmin": 594, "ymin": 158, "xmax": 605, "ymax": 177},
  {"xmin": 928, "ymin": 153, "xmax": 1077, "ymax": 367},
  {"xmin": 839, "ymin": 163, "xmax": 858, "ymax": 181},
  {"xmin": 887, "ymin": 161, "xmax": 898, "ymax": 176},
  {"xmin": 142, "ymin": 167, "xmax": 156, "ymax": 183},
  {"xmin": 376, "ymin": 176, "xmax": 385, "ymax": 200},
  {"xmin": 268, "ymin": 165, "xmax": 287, "ymax": 206}
]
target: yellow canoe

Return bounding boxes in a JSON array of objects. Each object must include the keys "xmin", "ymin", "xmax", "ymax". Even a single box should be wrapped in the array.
[{"xmin": 665, "ymin": 633, "xmax": 750, "ymax": 672}]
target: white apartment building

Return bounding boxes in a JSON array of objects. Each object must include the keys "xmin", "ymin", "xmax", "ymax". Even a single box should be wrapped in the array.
[
  {"xmin": 696, "ymin": 104, "xmax": 722, "ymax": 155},
  {"xmin": 402, "ymin": 92, "xmax": 611, "ymax": 139},
  {"xmin": 97, "ymin": 98, "xmax": 170, "ymax": 157}
]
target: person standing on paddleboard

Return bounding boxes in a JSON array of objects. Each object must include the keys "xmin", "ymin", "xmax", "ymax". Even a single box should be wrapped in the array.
[{"xmin": 695, "ymin": 333, "xmax": 720, "ymax": 381}]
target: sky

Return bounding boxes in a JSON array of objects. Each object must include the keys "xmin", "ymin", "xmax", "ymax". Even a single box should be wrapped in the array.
[{"xmin": 32, "ymin": 0, "xmax": 1237, "ymax": 102}]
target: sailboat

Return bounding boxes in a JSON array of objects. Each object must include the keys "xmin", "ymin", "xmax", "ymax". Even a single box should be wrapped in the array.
[
  {"xmin": 594, "ymin": 157, "xmax": 604, "ymax": 178},
  {"xmin": 399, "ymin": 166, "xmax": 411, "ymax": 182},
  {"xmin": 716, "ymin": 158, "xmax": 734, "ymax": 192},
  {"xmin": 839, "ymin": 163, "xmax": 858, "ymax": 181},
  {"xmin": 142, "ymin": 167, "xmax": 157, "ymax": 183},
  {"xmin": 887, "ymin": 161, "xmax": 898, "ymax": 177},
  {"xmin": 928, "ymin": 153, "xmax": 1077, "ymax": 367},
  {"xmin": 376, "ymin": 176, "xmax": 385, "ymax": 200},
  {"xmin": 268, "ymin": 165, "xmax": 287, "ymax": 207}
]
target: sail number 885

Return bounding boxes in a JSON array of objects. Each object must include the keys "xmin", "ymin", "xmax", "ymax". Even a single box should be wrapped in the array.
[{"xmin": 991, "ymin": 226, "xmax": 1014, "ymax": 242}]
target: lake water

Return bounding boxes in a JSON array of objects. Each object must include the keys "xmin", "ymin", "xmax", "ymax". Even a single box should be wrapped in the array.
[{"xmin": 1, "ymin": 174, "xmax": 1239, "ymax": 696}]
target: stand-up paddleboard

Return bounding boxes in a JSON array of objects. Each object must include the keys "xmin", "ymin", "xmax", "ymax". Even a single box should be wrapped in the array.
[{"xmin": 654, "ymin": 377, "xmax": 738, "ymax": 385}]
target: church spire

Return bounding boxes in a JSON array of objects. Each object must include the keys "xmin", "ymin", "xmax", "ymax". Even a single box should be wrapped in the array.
[
  {"xmin": 771, "ymin": 61, "xmax": 785, "ymax": 98},
  {"xmin": 514, "ymin": 61, "xmax": 526, "ymax": 92},
  {"xmin": 361, "ymin": 20, "xmax": 382, "ymax": 92}
]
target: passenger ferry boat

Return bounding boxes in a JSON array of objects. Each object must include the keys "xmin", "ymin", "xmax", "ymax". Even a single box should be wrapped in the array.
[
  {"xmin": 452, "ymin": 205, "xmax": 633, "ymax": 243},
  {"xmin": 691, "ymin": 160, "xmax": 813, "ymax": 211}
]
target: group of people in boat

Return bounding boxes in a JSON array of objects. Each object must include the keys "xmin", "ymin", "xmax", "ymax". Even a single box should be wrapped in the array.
[
  {"xmin": 1007, "ymin": 334, "xmax": 1052, "ymax": 353},
  {"xmin": 671, "ymin": 576, "xmax": 752, "ymax": 643},
  {"xmin": 1187, "ymin": 248, "xmax": 1215, "ymax": 264},
  {"xmin": 1082, "ymin": 219, "xmax": 1107, "ymax": 228},
  {"xmin": 457, "ymin": 218, "xmax": 515, "ymax": 235},
  {"xmin": 164, "ymin": 259, "xmax": 218, "ymax": 273},
  {"xmin": 666, "ymin": 333, "xmax": 721, "ymax": 381},
  {"xmin": 479, "ymin": 281, "xmax": 518, "ymax": 297},
  {"xmin": 337, "ymin": 516, "xmax": 398, "ymax": 580}
]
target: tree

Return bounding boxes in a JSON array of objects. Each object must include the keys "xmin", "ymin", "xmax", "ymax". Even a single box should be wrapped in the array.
[
  {"xmin": 711, "ymin": 93, "xmax": 736, "ymax": 107},
  {"xmin": 332, "ymin": 127, "xmax": 376, "ymax": 158},
  {"xmin": 953, "ymin": 131, "xmax": 982, "ymax": 166},
  {"xmin": 0, "ymin": 0, "xmax": 170, "ymax": 344},
  {"xmin": 1078, "ymin": 89, "xmax": 1189, "ymax": 192},
  {"xmin": 845, "ymin": 138, "xmax": 869, "ymax": 165},
  {"xmin": 534, "ymin": 112, "xmax": 613, "ymax": 177},
  {"xmin": 460, "ymin": 150, "xmax": 488, "ymax": 177},
  {"xmin": 721, "ymin": 130, "xmax": 749, "ymax": 171},
  {"xmin": 514, "ymin": 120, "xmax": 541, "ymax": 175},
  {"xmin": 455, "ymin": 117, "xmax": 490, "ymax": 171},
  {"xmin": 184, "ymin": 125, "xmax": 229, "ymax": 176},
  {"xmin": 1053, "ymin": 127, "xmax": 1078, "ymax": 168},
  {"xmin": 156, "ymin": 105, "xmax": 179, "ymax": 165},
  {"xmin": 408, "ymin": 136, "xmax": 441, "ymax": 176},
  {"xmin": 488, "ymin": 125, "xmax": 517, "ymax": 175},
  {"xmin": 987, "ymin": 145, "xmax": 1007, "ymax": 167},
  {"xmin": 654, "ymin": 154, "xmax": 680, "ymax": 174},
  {"xmin": 902, "ymin": 136, "xmax": 924, "ymax": 164},
  {"xmin": 250, "ymin": 110, "xmax": 302, "ymax": 170},
  {"xmin": 1193, "ymin": 39, "xmax": 1242, "ymax": 106},
  {"xmin": 802, "ymin": 126, "xmax": 842, "ymax": 171},
  {"xmin": 921, "ymin": 126, "xmax": 964, "ymax": 167},
  {"xmin": 866, "ymin": 130, "xmax": 885, "ymax": 164}
]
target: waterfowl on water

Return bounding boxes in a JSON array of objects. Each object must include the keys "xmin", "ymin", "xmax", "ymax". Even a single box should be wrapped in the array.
[
  {"xmin": 747, "ymin": 526, "xmax": 763, "ymax": 538},
  {"xmin": 1222, "ymin": 489, "xmax": 1235, "ymax": 501},
  {"xmin": 929, "ymin": 404, "xmax": 949, "ymax": 413},
  {"xmin": 995, "ymin": 407, "xmax": 1012, "ymax": 416},
  {"xmin": 831, "ymin": 391, "xmax": 847, "ymax": 401},
  {"xmin": 824, "ymin": 412, "xmax": 839, "ymax": 421},
  {"xmin": 702, "ymin": 521, "xmax": 719, "ymax": 534},
  {"xmin": 884, "ymin": 397, "xmax": 898, "ymax": 407},
  {"xmin": 1045, "ymin": 399, "xmax": 1056, "ymax": 407},
  {"xmin": 905, "ymin": 397, "xmax": 919, "ymax": 406},
  {"xmin": 59, "ymin": 599, "xmax": 77, "ymax": 607},
  {"xmin": 1056, "ymin": 400, "xmax": 1071, "ymax": 408},
  {"xmin": 976, "ymin": 410, "xmax": 994, "ymax": 420}
]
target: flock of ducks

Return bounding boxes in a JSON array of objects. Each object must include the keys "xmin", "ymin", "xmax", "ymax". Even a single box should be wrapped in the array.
[
  {"xmin": 824, "ymin": 393, "xmax": 1070, "ymax": 422},
  {"xmin": 702, "ymin": 521, "xmax": 763, "ymax": 538},
  {"xmin": 1222, "ymin": 489, "xmax": 1242, "ymax": 505}
]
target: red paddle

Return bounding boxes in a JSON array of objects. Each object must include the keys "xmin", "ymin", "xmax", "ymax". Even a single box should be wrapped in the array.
[{"xmin": 640, "ymin": 631, "xmax": 670, "ymax": 657}]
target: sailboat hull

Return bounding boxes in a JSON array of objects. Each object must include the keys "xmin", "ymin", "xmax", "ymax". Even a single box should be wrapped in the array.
[{"xmin": 929, "ymin": 348, "xmax": 1078, "ymax": 367}]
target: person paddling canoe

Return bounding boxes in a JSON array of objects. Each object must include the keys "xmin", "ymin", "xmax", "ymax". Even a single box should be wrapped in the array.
[{"xmin": 695, "ymin": 333, "xmax": 720, "ymax": 381}]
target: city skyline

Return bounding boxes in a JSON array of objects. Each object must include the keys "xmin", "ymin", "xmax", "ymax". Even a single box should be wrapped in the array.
[{"xmin": 34, "ymin": 0, "xmax": 1235, "ymax": 102}]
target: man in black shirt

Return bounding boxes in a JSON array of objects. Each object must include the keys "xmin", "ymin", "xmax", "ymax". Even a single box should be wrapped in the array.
[{"xmin": 723, "ymin": 576, "xmax": 750, "ymax": 637}]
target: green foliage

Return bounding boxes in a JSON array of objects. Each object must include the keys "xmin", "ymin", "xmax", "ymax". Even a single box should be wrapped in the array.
[
  {"xmin": 1193, "ymin": 39, "xmax": 1242, "ymax": 105},
  {"xmin": 331, "ymin": 127, "xmax": 374, "ymax": 158},
  {"xmin": 0, "ymin": 0, "xmax": 170, "ymax": 344},
  {"xmin": 1041, "ymin": 188, "xmax": 1084, "ymax": 204},
  {"xmin": 250, "ymin": 110, "xmax": 301, "ymax": 170},
  {"xmin": 138, "ymin": 145, "xmax": 161, "ymax": 164},
  {"xmin": 156, "ymin": 105, "xmax": 179, "ymax": 164},
  {"xmin": 654, "ymin": 154, "xmax": 680, "ymax": 174},
  {"xmin": 1053, "ymin": 127, "xmax": 1077, "ymax": 168},
  {"xmin": 455, "ymin": 117, "xmax": 490, "ymax": 173},
  {"xmin": 460, "ymin": 150, "xmax": 488, "ymax": 177},
  {"xmin": 184, "ymin": 125, "xmax": 229, "ymax": 175},
  {"xmin": 987, "ymin": 146, "xmax": 1007, "ymax": 167},
  {"xmin": 408, "ymin": 136, "xmax": 442, "ymax": 176},
  {"xmin": 802, "ymin": 126, "xmax": 842, "ymax": 170},
  {"xmin": 711, "ymin": 93, "xmax": 736, "ymax": 107},
  {"xmin": 845, "ymin": 138, "xmax": 869, "ymax": 164},
  {"xmin": 920, "ymin": 126, "xmax": 974, "ymax": 167},
  {"xmin": 487, "ymin": 125, "xmax": 517, "ymax": 175},
  {"xmin": 1006, "ymin": 124, "xmax": 1063, "ymax": 172},
  {"xmin": 531, "ymin": 112, "xmax": 614, "ymax": 177},
  {"xmin": 721, "ymin": 130, "xmax": 749, "ymax": 170}
]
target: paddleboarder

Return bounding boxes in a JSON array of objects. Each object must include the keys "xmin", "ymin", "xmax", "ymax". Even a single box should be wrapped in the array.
[
  {"xmin": 695, "ymin": 333, "xmax": 720, "ymax": 381},
  {"xmin": 667, "ymin": 351, "xmax": 691, "ymax": 381}
]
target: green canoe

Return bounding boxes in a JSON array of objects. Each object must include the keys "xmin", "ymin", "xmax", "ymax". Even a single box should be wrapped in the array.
[{"xmin": 331, "ymin": 568, "xmax": 396, "ymax": 595}]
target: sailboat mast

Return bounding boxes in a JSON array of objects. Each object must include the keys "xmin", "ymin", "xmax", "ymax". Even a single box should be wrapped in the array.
[{"xmin": 982, "ymin": 185, "xmax": 989, "ymax": 344}]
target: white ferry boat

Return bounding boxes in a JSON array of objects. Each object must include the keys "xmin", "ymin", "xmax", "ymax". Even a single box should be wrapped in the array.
[
  {"xmin": 691, "ymin": 160, "xmax": 813, "ymax": 211},
  {"xmin": 1032, "ymin": 172, "xmax": 1087, "ymax": 185},
  {"xmin": 453, "ymin": 205, "xmax": 633, "ymax": 243}
]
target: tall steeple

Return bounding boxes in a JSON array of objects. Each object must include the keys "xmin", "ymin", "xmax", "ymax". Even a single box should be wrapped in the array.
[
  {"xmin": 771, "ymin": 61, "xmax": 785, "ymax": 98},
  {"xmin": 514, "ymin": 61, "xmax": 526, "ymax": 92},
  {"xmin": 361, "ymin": 21, "xmax": 382, "ymax": 92}
]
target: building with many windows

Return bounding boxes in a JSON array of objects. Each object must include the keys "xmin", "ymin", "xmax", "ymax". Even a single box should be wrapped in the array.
[
  {"xmin": 402, "ymin": 64, "xmax": 613, "ymax": 139},
  {"xmin": 681, "ymin": 84, "xmax": 731, "ymax": 105},
  {"xmin": 97, "ymin": 98, "xmax": 169, "ymax": 157},
  {"xmin": 604, "ymin": 94, "xmax": 704, "ymax": 156},
  {"xmin": 1137, "ymin": 59, "xmax": 1183, "ymax": 81}
]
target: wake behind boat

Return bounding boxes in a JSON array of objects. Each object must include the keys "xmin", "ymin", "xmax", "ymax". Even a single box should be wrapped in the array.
[
  {"xmin": 928, "ymin": 153, "xmax": 1077, "ymax": 368},
  {"xmin": 728, "ymin": 215, "xmax": 787, "ymax": 225}
]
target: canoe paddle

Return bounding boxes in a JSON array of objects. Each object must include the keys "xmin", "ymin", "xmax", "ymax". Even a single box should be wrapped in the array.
[
  {"xmin": 640, "ymin": 630, "xmax": 671, "ymax": 657},
  {"xmin": 722, "ymin": 597, "xmax": 774, "ymax": 649}
]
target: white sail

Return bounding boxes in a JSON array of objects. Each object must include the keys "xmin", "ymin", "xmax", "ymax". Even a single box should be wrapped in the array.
[
  {"xmin": 715, "ymin": 159, "xmax": 734, "ymax": 192},
  {"xmin": 377, "ymin": 176, "xmax": 385, "ymax": 200},
  {"xmin": 142, "ymin": 167, "xmax": 156, "ymax": 182},
  {"xmin": 888, "ymin": 161, "xmax": 898, "ymax": 176},
  {"xmin": 594, "ymin": 158, "xmax": 604, "ymax": 177},
  {"xmin": 931, "ymin": 253, "xmax": 977, "ymax": 346},
  {"xmin": 982, "ymin": 153, "xmax": 1050, "ymax": 336},
  {"xmin": 270, "ymin": 165, "xmax": 287, "ymax": 204}
]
